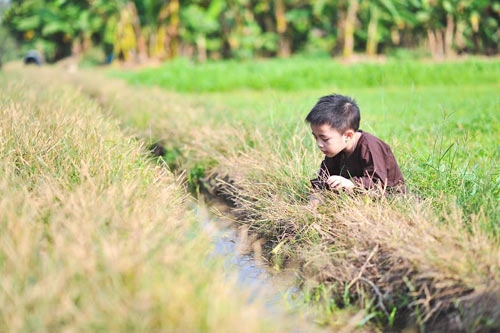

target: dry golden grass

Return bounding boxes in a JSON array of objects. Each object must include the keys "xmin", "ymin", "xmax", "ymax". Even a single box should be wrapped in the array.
[{"xmin": 0, "ymin": 66, "xmax": 297, "ymax": 332}]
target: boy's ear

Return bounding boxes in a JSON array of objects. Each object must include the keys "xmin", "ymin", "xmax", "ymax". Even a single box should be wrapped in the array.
[{"xmin": 344, "ymin": 129, "xmax": 355, "ymax": 139}]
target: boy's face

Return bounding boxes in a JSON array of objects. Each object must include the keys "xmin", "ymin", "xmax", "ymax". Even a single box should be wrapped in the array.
[{"xmin": 310, "ymin": 123, "xmax": 347, "ymax": 158}]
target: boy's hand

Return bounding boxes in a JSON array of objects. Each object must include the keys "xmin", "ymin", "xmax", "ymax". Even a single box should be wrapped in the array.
[{"xmin": 326, "ymin": 175, "xmax": 355, "ymax": 190}]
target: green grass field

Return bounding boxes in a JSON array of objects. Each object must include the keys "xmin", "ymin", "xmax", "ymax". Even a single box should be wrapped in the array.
[
  {"xmin": 113, "ymin": 57, "xmax": 500, "ymax": 238},
  {"xmin": 2, "ymin": 56, "xmax": 499, "ymax": 331},
  {"xmin": 111, "ymin": 57, "xmax": 500, "ymax": 92}
]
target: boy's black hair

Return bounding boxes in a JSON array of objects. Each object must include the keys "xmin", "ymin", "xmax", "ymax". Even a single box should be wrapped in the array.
[{"xmin": 305, "ymin": 94, "xmax": 360, "ymax": 132}]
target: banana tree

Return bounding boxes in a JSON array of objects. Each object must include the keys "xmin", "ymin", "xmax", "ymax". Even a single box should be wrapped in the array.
[
  {"xmin": 152, "ymin": 0, "xmax": 180, "ymax": 59},
  {"xmin": 396, "ymin": 0, "xmax": 451, "ymax": 58},
  {"xmin": 134, "ymin": 0, "xmax": 179, "ymax": 59},
  {"xmin": 323, "ymin": 0, "xmax": 362, "ymax": 59},
  {"xmin": 359, "ymin": 0, "xmax": 403, "ymax": 56},
  {"xmin": 343, "ymin": 0, "xmax": 359, "ymax": 58},
  {"xmin": 271, "ymin": 0, "xmax": 317, "ymax": 57},
  {"xmin": 92, "ymin": 0, "xmax": 121, "ymax": 63},
  {"xmin": 463, "ymin": 0, "xmax": 499, "ymax": 55},
  {"xmin": 3, "ymin": 1, "xmax": 53, "ymax": 60},
  {"xmin": 4, "ymin": 0, "xmax": 107, "ymax": 62},
  {"xmin": 285, "ymin": 1, "xmax": 314, "ymax": 55},
  {"xmin": 218, "ymin": 0, "xmax": 277, "ymax": 59},
  {"xmin": 0, "ymin": 0, "xmax": 12, "ymax": 67},
  {"xmin": 305, "ymin": 0, "xmax": 339, "ymax": 56},
  {"xmin": 274, "ymin": 0, "xmax": 291, "ymax": 56},
  {"xmin": 180, "ymin": 0, "xmax": 222, "ymax": 62}
]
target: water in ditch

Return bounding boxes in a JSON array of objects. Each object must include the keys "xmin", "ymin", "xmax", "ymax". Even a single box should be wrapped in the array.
[{"xmin": 194, "ymin": 201, "xmax": 324, "ymax": 330}]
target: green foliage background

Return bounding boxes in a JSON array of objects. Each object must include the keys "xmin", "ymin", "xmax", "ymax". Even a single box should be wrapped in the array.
[{"xmin": 1, "ymin": 0, "xmax": 499, "ymax": 63}]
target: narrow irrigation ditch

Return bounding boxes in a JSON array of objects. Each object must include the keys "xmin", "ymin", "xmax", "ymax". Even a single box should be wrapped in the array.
[
  {"xmin": 195, "ymin": 202, "xmax": 301, "ymax": 314},
  {"xmin": 30, "ymin": 64, "xmax": 500, "ymax": 332},
  {"xmin": 148, "ymin": 141, "xmax": 322, "ymax": 329}
]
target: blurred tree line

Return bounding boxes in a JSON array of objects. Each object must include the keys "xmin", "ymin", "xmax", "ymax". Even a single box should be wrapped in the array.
[{"xmin": 1, "ymin": 0, "xmax": 499, "ymax": 64}]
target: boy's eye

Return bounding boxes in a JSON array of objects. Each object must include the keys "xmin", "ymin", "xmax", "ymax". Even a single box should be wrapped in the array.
[{"xmin": 312, "ymin": 134, "xmax": 329, "ymax": 142}]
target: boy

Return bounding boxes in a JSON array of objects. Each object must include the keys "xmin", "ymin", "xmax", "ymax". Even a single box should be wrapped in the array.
[{"xmin": 306, "ymin": 94, "xmax": 405, "ymax": 197}]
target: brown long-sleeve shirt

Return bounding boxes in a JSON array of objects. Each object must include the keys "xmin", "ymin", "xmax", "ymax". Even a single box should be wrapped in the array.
[{"xmin": 311, "ymin": 131, "xmax": 405, "ymax": 192}]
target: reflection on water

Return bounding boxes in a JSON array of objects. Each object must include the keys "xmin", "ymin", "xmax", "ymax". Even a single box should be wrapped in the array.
[{"xmin": 196, "ymin": 202, "xmax": 301, "ymax": 314}]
